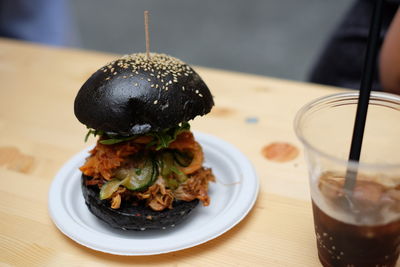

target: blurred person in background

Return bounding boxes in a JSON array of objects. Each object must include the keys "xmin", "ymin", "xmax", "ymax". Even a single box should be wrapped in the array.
[
  {"xmin": 380, "ymin": 9, "xmax": 400, "ymax": 94},
  {"xmin": 309, "ymin": 0, "xmax": 400, "ymax": 93},
  {"xmin": 0, "ymin": 0, "xmax": 78, "ymax": 46}
]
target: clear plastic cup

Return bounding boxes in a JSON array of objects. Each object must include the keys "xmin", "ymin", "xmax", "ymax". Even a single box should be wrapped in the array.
[{"xmin": 294, "ymin": 92, "xmax": 400, "ymax": 267}]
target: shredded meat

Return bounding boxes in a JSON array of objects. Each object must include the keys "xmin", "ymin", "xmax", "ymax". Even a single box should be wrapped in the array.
[
  {"xmin": 134, "ymin": 136, "xmax": 153, "ymax": 144},
  {"xmin": 111, "ymin": 194, "xmax": 121, "ymax": 209},
  {"xmin": 136, "ymin": 178, "xmax": 174, "ymax": 211},
  {"xmin": 81, "ymin": 131, "xmax": 216, "ymax": 211},
  {"xmin": 80, "ymin": 141, "xmax": 139, "ymax": 180},
  {"xmin": 85, "ymin": 177, "xmax": 103, "ymax": 186},
  {"xmin": 174, "ymin": 168, "xmax": 215, "ymax": 206},
  {"xmin": 81, "ymin": 132, "xmax": 194, "ymax": 181},
  {"xmin": 110, "ymin": 187, "xmax": 126, "ymax": 209}
]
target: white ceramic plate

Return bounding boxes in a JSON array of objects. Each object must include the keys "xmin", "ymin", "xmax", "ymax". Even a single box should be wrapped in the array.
[{"xmin": 48, "ymin": 132, "xmax": 259, "ymax": 255}]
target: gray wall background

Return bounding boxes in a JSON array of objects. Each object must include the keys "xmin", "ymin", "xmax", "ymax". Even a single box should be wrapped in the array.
[{"xmin": 70, "ymin": 0, "xmax": 352, "ymax": 81}]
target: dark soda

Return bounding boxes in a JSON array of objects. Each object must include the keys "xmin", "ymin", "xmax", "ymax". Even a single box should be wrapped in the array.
[
  {"xmin": 312, "ymin": 173, "xmax": 400, "ymax": 267},
  {"xmin": 312, "ymin": 201, "xmax": 400, "ymax": 267}
]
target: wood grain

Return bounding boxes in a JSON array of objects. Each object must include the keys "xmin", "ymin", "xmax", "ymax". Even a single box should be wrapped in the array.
[{"xmin": 0, "ymin": 38, "xmax": 354, "ymax": 266}]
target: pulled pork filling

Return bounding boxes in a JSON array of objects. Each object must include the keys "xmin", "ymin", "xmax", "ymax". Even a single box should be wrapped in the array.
[{"xmin": 80, "ymin": 131, "xmax": 215, "ymax": 211}]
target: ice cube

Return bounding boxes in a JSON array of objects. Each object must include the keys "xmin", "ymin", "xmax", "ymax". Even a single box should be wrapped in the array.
[
  {"xmin": 319, "ymin": 175, "xmax": 345, "ymax": 200},
  {"xmin": 386, "ymin": 189, "xmax": 400, "ymax": 212},
  {"xmin": 353, "ymin": 181, "xmax": 385, "ymax": 206}
]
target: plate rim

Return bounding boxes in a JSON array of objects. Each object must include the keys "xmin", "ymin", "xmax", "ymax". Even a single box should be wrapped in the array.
[{"xmin": 48, "ymin": 132, "xmax": 259, "ymax": 255}]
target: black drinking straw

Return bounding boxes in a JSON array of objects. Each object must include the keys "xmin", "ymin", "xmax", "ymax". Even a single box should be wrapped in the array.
[{"xmin": 344, "ymin": 0, "xmax": 385, "ymax": 192}]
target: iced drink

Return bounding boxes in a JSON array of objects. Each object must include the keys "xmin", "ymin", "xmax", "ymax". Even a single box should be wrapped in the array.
[
  {"xmin": 312, "ymin": 172, "xmax": 400, "ymax": 267},
  {"xmin": 294, "ymin": 92, "xmax": 400, "ymax": 266}
]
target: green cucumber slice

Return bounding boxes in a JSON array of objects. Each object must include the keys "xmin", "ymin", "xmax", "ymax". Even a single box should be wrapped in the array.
[
  {"xmin": 114, "ymin": 158, "xmax": 156, "ymax": 191},
  {"xmin": 160, "ymin": 152, "xmax": 174, "ymax": 176},
  {"xmin": 99, "ymin": 178, "xmax": 128, "ymax": 200},
  {"xmin": 157, "ymin": 152, "xmax": 188, "ymax": 187}
]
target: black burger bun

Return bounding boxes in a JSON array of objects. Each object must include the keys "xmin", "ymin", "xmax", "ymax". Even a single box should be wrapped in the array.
[
  {"xmin": 74, "ymin": 53, "xmax": 214, "ymax": 136},
  {"xmin": 81, "ymin": 175, "xmax": 199, "ymax": 230}
]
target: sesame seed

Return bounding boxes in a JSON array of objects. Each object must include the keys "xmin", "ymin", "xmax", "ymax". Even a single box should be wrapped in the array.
[
  {"xmin": 103, "ymin": 53, "xmax": 193, "ymax": 89},
  {"xmin": 153, "ymin": 100, "xmax": 158, "ymax": 104},
  {"xmin": 199, "ymin": 93, "xmax": 203, "ymax": 97}
]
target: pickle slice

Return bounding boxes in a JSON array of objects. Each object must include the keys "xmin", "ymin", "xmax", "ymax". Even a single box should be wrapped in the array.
[
  {"xmin": 99, "ymin": 178, "xmax": 128, "ymax": 200},
  {"xmin": 114, "ymin": 159, "xmax": 156, "ymax": 191},
  {"xmin": 160, "ymin": 152, "xmax": 174, "ymax": 176},
  {"xmin": 158, "ymin": 152, "xmax": 188, "ymax": 187}
]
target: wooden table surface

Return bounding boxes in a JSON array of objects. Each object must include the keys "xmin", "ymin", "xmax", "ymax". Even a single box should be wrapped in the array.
[{"xmin": 0, "ymin": 38, "xmax": 349, "ymax": 266}]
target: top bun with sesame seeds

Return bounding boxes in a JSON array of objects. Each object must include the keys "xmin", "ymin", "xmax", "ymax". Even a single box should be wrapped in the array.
[{"xmin": 74, "ymin": 53, "xmax": 214, "ymax": 136}]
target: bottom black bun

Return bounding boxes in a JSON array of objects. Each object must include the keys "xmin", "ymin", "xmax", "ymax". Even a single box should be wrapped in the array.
[{"xmin": 81, "ymin": 175, "xmax": 199, "ymax": 231}]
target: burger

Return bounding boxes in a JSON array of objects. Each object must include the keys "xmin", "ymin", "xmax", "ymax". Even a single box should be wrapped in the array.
[{"xmin": 74, "ymin": 53, "xmax": 215, "ymax": 230}]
